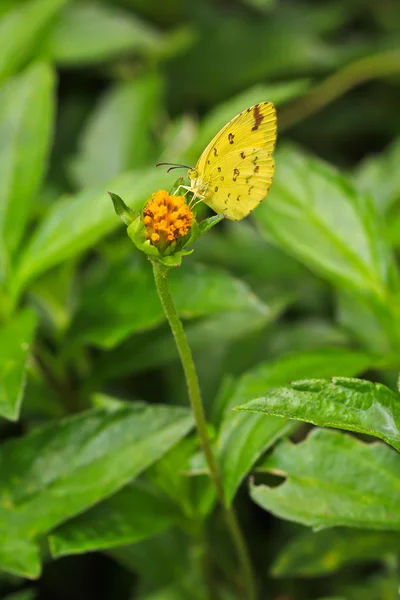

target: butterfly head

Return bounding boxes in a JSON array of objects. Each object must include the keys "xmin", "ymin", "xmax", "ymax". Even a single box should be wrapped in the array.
[{"xmin": 188, "ymin": 168, "xmax": 198, "ymax": 180}]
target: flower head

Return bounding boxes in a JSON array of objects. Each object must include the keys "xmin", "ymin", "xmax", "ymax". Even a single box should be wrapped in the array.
[
  {"xmin": 109, "ymin": 185, "xmax": 225, "ymax": 267},
  {"xmin": 143, "ymin": 190, "xmax": 193, "ymax": 250}
]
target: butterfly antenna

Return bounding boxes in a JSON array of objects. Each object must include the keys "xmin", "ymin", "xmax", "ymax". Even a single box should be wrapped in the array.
[{"xmin": 156, "ymin": 162, "xmax": 193, "ymax": 173}]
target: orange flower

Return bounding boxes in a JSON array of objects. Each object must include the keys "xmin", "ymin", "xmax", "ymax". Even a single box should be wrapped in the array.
[{"xmin": 143, "ymin": 190, "xmax": 193, "ymax": 249}]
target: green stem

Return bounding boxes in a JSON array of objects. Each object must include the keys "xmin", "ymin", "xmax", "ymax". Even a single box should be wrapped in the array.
[
  {"xmin": 224, "ymin": 506, "xmax": 257, "ymax": 598},
  {"xmin": 279, "ymin": 50, "xmax": 400, "ymax": 132},
  {"xmin": 152, "ymin": 259, "xmax": 257, "ymax": 600},
  {"xmin": 152, "ymin": 260, "xmax": 223, "ymax": 500}
]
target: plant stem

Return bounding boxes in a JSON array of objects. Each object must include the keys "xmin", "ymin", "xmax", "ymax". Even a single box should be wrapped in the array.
[
  {"xmin": 279, "ymin": 50, "xmax": 400, "ymax": 132},
  {"xmin": 224, "ymin": 506, "xmax": 257, "ymax": 598},
  {"xmin": 152, "ymin": 260, "xmax": 223, "ymax": 500},
  {"xmin": 152, "ymin": 259, "xmax": 257, "ymax": 600}
]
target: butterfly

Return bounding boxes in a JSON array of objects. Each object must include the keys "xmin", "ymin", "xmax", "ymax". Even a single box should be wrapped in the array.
[{"xmin": 158, "ymin": 102, "xmax": 277, "ymax": 220}]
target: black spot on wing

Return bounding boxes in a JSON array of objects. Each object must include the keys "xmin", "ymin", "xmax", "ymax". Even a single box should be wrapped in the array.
[{"xmin": 252, "ymin": 104, "xmax": 265, "ymax": 131}]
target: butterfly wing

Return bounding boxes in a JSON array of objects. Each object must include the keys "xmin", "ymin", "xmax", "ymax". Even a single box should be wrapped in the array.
[
  {"xmin": 191, "ymin": 102, "xmax": 276, "ymax": 220},
  {"xmin": 202, "ymin": 147, "xmax": 274, "ymax": 220}
]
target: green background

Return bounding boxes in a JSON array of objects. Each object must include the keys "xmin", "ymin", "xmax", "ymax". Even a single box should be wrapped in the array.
[{"xmin": 1, "ymin": 0, "xmax": 400, "ymax": 599}]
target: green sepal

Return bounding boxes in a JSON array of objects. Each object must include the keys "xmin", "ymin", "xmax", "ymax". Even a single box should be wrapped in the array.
[
  {"xmin": 127, "ymin": 216, "xmax": 153, "ymax": 254},
  {"xmin": 156, "ymin": 248, "xmax": 194, "ymax": 268},
  {"xmin": 181, "ymin": 218, "xmax": 199, "ymax": 247},
  {"xmin": 126, "ymin": 217, "xmax": 193, "ymax": 267},
  {"xmin": 108, "ymin": 192, "xmax": 138, "ymax": 225}
]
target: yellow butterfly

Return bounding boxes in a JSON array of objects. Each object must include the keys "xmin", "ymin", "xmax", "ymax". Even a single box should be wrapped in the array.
[{"xmin": 158, "ymin": 102, "xmax": 277, "ymax": 220}]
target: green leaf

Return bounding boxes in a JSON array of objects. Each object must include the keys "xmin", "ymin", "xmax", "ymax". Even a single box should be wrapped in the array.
[
  {"xmin": 146, "ymin": 436, "xmax": 215, "ymax": 520},
  {"xmin": 235, "ymin": 376, "xmax": 400, "ymax": 451},
  {"xmin": 353, "ymin": 137, "xmax": 400, "ymax": 214},
  {"xmin": 224, "ymin": 348, "xmax": 375, "ymax": 415},
  {"xmin": 265, "ymin": 318, "xmax": 352, "ymax": 359},
  {"xmin": 388, "ymin": 211, "xmax": 400, "ymax": 249},
  {"xmin": 89, "ymin": 299, "xmax": 282, "ymax": 386},
  {"xmin": 109, "ymin": 529, "xmax": 193, "ymax": 588},
  {"xmin": 0, "ymin": 0, "xmax": 65, "ymax": 83},
  {"xmin": 3, "ymin": 590, "xmax": 36, "ymax": 600},
  {"xmin": 0, "ymin": 539, "xmax": 40, "ymax": 580},
  {"xmin": 40, "ymin": 2, "xmax": 164, "ymax": 66},
  {"xmin": 216, "ymin": 348, "xmax": 372, "ymax": 505},
  {"xmin": 255, "ymin": 145, "xmax": 400, "ymax": 349},
  {"xmin": 49, "ymin": 481, "xmax": 178, "ymax": 557},
  {"xmin": 69, "ymin": 261, "xmax": 268, "ymax": 349},
  {"xmin": 0, "ymin": 309, "xmax": 37, "ymax": 421},
  {"xmin": 252, "ymin": 428, "xmax": 400, "ymax": 530},
  {"xmin": 108, "ymin": 529, "xmax": 209, "ymax": 600},
  {"xmin": 0, "ymin": 403, "xmax": 193, "ymax": 578},
  {"xmin": 0, "ymin": 63, "xmax": 55, "ymax": 278},
  {"xmin": 336, "ymin": 289, "xmax": 395, "ymax": 355},
  {"xmin": 13, "ymin": 168, "xmax": 173, "ymax": 294},
  {"xmin": 256, "ymin": 145, "xmax": 398, "ymax": 299},
  {"xmin": 26, "ymin": 260, "xmax": 76, "ymax": 336},
  {"xmin": 71, "ymin": 75, "xmax": 162, "ymax": 188},
  {"xmin": 196, "ymin": 214, "xmax": 225, "ymax": 238},
  {"xmin": 272, "ymin": 528, "xmax": 400, "ymax": 577},
  {"xmin": 217, "ymin": 414, "xmax": 295, "ymax": 506}
]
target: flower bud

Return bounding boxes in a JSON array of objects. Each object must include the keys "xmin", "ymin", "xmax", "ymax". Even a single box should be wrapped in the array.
[{"xmin": 109, "ymin": 188, "xmax": 225, "ymax": 267}]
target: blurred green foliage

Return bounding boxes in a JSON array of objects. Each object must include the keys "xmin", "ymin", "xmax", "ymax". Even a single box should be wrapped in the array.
[{"xmin": 1, "ymin": 0, "xmax": 400, "ymax": 599}]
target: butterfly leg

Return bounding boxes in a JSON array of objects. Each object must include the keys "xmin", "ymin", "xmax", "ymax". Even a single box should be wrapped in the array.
[{"xmin": 172, "ymin": 184, "xmax": 205, "ymax": 212}]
